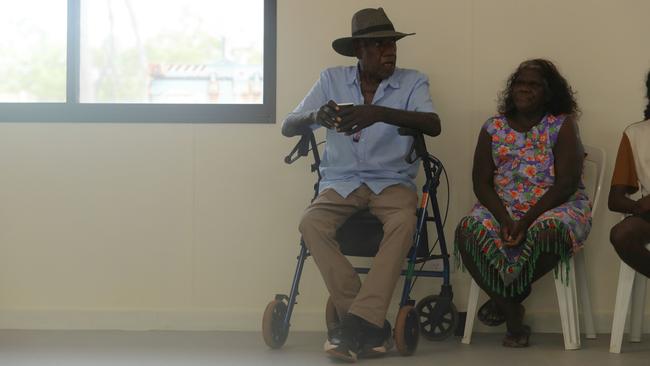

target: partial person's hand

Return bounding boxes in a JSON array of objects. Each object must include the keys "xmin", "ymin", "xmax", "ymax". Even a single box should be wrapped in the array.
[
  {"xmin": 504, "ymin": 219, "xmax": 529, "ymax": 247},
  {"xmin": 315, "ymin": 100, "xmax": 339, "ymax": 129},
  {"xmin": 335, "ymin": 104, "xmax": 383, "ymax": 135},
  {"xmin": 634, "ymin": 195, "xmax": 650, "ymax": 215}
]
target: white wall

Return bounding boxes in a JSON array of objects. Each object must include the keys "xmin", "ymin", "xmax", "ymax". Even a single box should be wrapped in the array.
[{"xmin": 0, "ymin": 0, "xmax": 648, "ymax": 334}]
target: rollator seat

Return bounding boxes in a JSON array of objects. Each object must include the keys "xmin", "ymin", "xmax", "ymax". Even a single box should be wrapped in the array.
[{"xmin": 335, "ymin": 209, "xmax": 429, "ymax": 258}]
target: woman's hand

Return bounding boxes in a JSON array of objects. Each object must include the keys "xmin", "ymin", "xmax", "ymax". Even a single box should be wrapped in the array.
[
  {"xmin": 504, "ymin": 219, "xmax": 529, "ymax": 247},
  {"xmin": 499, "ymin": 216, "xmax": 515, "ymax": 243}
]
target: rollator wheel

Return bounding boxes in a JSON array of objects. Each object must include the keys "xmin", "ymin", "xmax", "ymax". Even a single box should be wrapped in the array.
[
  {"xmin": 394, "ymin": 305, "xmax": 419, "ymax": 356},
  {"xmin": 325, "ymin": 296, "xmax": 340, "ymax": 331},
  {"xmin": 262, "ymin": 299, "xmax": 289, "ymax": 349},
  {"xmin": 415, "ymin": 295, "xmax": 458, "ymax": 341}
]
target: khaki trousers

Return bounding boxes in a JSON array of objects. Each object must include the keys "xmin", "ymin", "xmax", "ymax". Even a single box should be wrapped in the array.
[{"xmin": 299, "ymin": 184, "xmax": 417, "ymax": 327}]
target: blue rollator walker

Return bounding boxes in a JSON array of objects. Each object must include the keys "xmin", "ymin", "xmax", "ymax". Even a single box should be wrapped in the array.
[{"xmin": 263, "ymin": 128, "xmax": 457, "ymax": 356}]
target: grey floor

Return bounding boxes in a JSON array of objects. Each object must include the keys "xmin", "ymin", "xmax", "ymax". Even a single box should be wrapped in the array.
[{"xmin": 0, "ymin": 330, "xmax": 647, "ymax": 366}]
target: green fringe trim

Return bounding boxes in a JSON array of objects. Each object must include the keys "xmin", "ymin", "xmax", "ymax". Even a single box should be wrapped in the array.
[{"xmin": 454, "ymin": 216, "xmax": 573, "ymax": 297}]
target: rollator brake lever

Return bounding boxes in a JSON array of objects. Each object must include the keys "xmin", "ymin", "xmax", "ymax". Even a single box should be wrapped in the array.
[{"xmin": 284, "ymin": 134, "xmax": 311, "ymax": 164}]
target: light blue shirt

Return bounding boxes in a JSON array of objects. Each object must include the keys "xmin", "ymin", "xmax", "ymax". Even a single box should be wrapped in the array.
[{"xmin": 289, "ymin": 65, "xmax": 436, "ymax": 198}]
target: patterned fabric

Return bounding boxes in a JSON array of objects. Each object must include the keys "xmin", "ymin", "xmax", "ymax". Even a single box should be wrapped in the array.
[{"xmin": 455, "ymin": 114, "xmax": 592, "ymax": 296}]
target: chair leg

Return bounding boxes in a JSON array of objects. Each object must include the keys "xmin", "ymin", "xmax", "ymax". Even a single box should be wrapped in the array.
[
  {"xmin": 609, "ymin": 261, "xmax": 636, "ymax": 353},
  {"xmin": 629, "ymin": 272, "xmax": 647, "ymax": 343},
  {"xmin": 574, "ymin": 251, "xmax": 597, "ymax": 339},
  {"xmin": 462, "ymin": 279, "xmax": 480, "ymax": 345},
  {"xmin": 554, "ymin": 258, "xmax": 581, "ymax": 350}
]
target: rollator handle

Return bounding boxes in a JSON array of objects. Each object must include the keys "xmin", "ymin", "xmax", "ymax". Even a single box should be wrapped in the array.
[{"xmin": 398, "ymin": 127, "xmax": 428, "ymax": 164}]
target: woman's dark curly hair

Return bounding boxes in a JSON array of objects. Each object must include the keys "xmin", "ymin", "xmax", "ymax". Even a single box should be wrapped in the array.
[
  {"xmin": 644, "ymin": 71, "xmax": 650, "ymax": 119},
  {"xmin": 498, "ymin": 58, "xmax": 579, "ymax": 118}
]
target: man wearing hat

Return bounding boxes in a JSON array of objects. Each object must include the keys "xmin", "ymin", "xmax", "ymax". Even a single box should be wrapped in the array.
[{"xmin": 282, "ymin": 7, "xmax": 441, "ymax": 362}]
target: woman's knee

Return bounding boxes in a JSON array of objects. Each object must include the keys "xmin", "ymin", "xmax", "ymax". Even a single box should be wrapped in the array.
[
  {"xmin": 535, "ymin": 227, "xmax": 567, "ymax": 243},
  {"xmin": 536, "ymin": 252, "xmax": 560, "ymax": 265},
  {"xmin": 610, "ymin": 222, "xmax": 633, "ymax": 250},
  {"xmin": 532, "ymin": 252, "xmax": 560, "ymax": 279}
]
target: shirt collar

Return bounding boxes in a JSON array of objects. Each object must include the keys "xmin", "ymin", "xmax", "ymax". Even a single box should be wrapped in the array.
[{"xmin": 347, "ymin": 63, "xmax": 401, "ymax": 89}]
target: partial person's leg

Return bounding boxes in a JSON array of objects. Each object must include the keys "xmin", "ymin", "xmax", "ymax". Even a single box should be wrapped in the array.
[
  {"xmin": 299, "ymin": 187, "xmax": 369, "ymax": 318},
  {"xmin": 610, "ymin": 215, "xmax": 650, "ymax": 278},
  {"xmin": 348, "ymin": 184, "xmax": 417, "ymax": 327}
]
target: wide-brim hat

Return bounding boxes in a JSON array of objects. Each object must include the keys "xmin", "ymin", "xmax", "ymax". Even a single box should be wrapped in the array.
[{"xmin": 332, "ymin": 7, "xmax": 415, "ymax": 57}]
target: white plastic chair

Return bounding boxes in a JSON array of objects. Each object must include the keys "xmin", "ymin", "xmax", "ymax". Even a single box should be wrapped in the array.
[
  {"xmin": 462, "ymin": 144, "xmax": 604, "ymax": 350},
  {"xmin": 609, "ymin": 236, "xmax": 649, "ymax": 353}
]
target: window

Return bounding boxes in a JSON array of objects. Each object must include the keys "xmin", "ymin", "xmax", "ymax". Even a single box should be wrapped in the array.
[
  {"xmin": 0, "ymin": 0, "xmax": 276, "ymax": 122},
  {"xmin": 0, "ymin": 0, "xmax": 67, "ymax": 103}
]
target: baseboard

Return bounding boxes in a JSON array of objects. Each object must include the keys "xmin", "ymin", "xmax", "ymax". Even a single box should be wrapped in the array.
[
  {"xmin": 468, "ymin": 311, "xmax": 650, "ymax": 334},
  {"xmin": 0, "ymin": 309, "xmax": 648, "ymax": 334},
  {"xmin": 0, "ymin": 309, "xmax": 269, "ymax": 331},
  {"xmin": 0, "ymin": 308, "xmax": 328, "ymax": 331}
]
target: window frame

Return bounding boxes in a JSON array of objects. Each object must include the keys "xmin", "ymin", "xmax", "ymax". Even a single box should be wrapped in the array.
[{"xmin": 0, "ymin": 0, "xmax": 276, "ymax": 123}]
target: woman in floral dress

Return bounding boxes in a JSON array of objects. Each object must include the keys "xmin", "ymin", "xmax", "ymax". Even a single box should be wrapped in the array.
[{"xmin": 455, "ymin": 59, "xmax": 591, "ymax": 347}]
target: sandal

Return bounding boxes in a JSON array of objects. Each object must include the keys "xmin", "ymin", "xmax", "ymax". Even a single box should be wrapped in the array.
[
  {"xmin": 477, "ymin": 299, "xmax": 506, "ymax": 326},
  {"xmin": 502, "ymin": 325, "xmax": 531, "ymax": 348}
]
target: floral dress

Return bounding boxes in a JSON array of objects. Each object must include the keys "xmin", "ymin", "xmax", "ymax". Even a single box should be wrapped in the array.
[{"xmin": 455, "ymin": 114, "xmax": 592, "ymax": 296}]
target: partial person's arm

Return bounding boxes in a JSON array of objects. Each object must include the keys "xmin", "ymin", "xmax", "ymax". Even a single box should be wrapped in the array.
[
  {"xmin": 472, "ymin": 128, "xmax": 515, "ymax": 238},
  {"xmin": 507, "ymin": 116, "xmax": 583, "ymax": 245},
  {"xmin": 608, "ymin": 185, "xmax": 650, "ymax": 215},
  {"xmin": 608, "ymin": 133, "xmax": 650, "ymax": 214},
  {"xmin": 281, "ymin": 111, "xmax": 317, "ymax": 137}
]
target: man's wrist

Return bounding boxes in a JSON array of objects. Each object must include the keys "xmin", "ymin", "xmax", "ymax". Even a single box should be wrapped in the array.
[
  {"xmin": 310, "ymin": 110, "xmax": 319, "ymax": 125},
  {"xmin": 373, "ymin": 105, "xmax": 388, "ymax": 123}
]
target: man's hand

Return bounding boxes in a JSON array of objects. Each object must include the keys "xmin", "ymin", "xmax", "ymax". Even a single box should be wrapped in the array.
[
  {"xmin": 315, "ymin": 100, "xmax": 339, "ymax": 129},
  {"xmin": 335, "ymin": 104, "xmax": 383, "ymax": 135}
]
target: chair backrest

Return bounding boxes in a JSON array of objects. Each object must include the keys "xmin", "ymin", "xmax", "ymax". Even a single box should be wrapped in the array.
[{"xmin": 582, "ymin": 144, "xmax": 606, "ymax": 216}]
